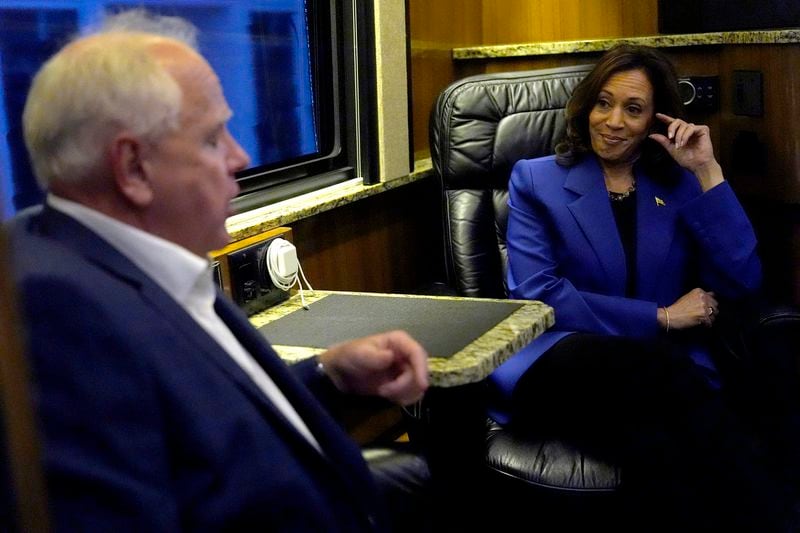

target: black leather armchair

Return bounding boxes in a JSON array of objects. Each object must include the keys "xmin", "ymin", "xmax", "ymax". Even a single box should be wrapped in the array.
[
  {"xmin": 429, "ymin": 65, "xmax": 623, "ymax": 529},
  {"xmin": 428, "ymin": 65, "xmax": 800, "ymax": 529}
]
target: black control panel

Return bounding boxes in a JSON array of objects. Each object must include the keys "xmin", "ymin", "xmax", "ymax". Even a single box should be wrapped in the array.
[
  {"xmin": 678, "ymin": 76, "xmax": 719, "ymax": 113},
  {"xmin": 227, "ymin": 237, "xmax": 290, "ymax": 315}
]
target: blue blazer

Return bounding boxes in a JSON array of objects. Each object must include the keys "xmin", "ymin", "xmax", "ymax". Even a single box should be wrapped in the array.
[
  {"xmin": 9, "ymin": 206, "xmax": 386, "ymax": 532},
  {"xmin": 488, "ymin": 155, "xmax": 761, "ymax": 423}
]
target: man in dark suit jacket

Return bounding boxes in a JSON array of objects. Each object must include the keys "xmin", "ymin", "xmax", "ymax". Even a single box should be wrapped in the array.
[{"xmin": 9, "ymin": 11, "xmax": 428, "ymax": 532}]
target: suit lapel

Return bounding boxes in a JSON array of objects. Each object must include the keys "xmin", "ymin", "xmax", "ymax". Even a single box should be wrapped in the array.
[
  {"xmin": 215, "ymin": 296, "xmax": 380, "ymax": 499},
  {"xmin": 213, "ymin": 297, "xmax": 350, "ymax": 453},
  {"xmin": 213, "ymin": 297, "xmax": 328, "ymax": 428},
  {"xmin": 634, "ymin": 169, "xmax": 678, "ymax": 299},
  {"xmin": 564, "ymin": 157, "xmax": 627, "ymax": 293}
]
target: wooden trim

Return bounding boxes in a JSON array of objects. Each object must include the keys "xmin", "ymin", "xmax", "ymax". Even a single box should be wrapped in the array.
[{"xmin": 0, "ymin": 229, "xmax": 50, "ymax": 532}]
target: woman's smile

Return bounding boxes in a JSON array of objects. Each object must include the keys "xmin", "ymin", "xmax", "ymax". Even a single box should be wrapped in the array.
[
  {"xmin": 599, "ymin": 133, "xmax": 626, "ymax": 145},
  {"xmin": 588, "ymin": 69, "xmax": 654, "ymax": 166}
]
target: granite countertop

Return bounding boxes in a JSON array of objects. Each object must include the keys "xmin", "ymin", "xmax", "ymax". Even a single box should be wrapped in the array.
[
  {"xmin": 453, "ymin": 29, "xmax": 800, "ymax": 60},
  {"xmin": 225, "ymin": 158, "xmax": 433, "ymax": 242},
  {"xmin": 250, "ymin": 290, "xmax": 554, "ymax": 387}
]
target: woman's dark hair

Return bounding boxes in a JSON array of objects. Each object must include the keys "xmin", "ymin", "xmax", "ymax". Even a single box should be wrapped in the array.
[{"xmin": 556, "ymin": 44, "xmax": 685, "ymax": 178}]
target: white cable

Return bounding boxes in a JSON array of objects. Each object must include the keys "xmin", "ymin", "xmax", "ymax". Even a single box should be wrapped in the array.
[{"xmin": 265, "ymin": 238, "xmax": 314, "ymax": 309}]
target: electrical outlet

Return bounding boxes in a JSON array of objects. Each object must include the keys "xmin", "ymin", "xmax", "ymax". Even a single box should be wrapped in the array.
[
  {"xmin": 733, "ymin": 70, "xmax": 763, "ymax": 117},
  {"xmin": 227, "ymin": 237, "xmax": 291, "ymax": 315},
  {"xmin": 678, "ymin": 76, "xmax": 719, "ymax": 112},
  {"xmin": 211, "ymin": 227, "xmax": 293, "ymax": 315}
]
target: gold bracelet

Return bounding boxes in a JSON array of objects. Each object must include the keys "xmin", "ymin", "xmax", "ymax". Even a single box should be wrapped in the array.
[{"xmin": 662, "ymin": 307, "xmax": 670, "ymax": 333}]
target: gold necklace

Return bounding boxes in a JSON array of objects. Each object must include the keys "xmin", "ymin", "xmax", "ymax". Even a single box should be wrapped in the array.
[
  {"xmin": 608, "ymin": 180, "xmax": 636, "ymax": 201},
  {"xmin": 603, "ymin": 169, "xmax": 636, "ymax": 202}
]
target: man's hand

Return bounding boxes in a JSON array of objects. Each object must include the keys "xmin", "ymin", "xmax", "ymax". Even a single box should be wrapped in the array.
[{"xmin": 318, "ymin": 330, "xmax": 429, "ymax": 405}]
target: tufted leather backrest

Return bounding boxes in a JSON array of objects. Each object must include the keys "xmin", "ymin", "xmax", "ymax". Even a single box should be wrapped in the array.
[{"xmin": 430, "ymin": 65, "xmax": 593, "ymax": 297}]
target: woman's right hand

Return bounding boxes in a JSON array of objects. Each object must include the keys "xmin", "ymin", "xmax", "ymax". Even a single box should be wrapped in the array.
[{"xmin": 661, "ymin": 288, "xmax": 719, "ymax": 330}]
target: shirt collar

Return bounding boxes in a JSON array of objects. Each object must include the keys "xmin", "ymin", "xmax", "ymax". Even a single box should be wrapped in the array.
[{"xmin": 46, "ymin": 194, "xmax": 213, "ymax": 306}]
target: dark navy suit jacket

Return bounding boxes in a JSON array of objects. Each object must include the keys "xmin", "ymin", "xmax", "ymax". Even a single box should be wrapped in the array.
[
  {"xmin": 9, "ymin": 206, "xmax": 386, "ymax": 532},
  {"xmin": 488, "ymin": 155, "xmax": 762, "ymax": 423}
]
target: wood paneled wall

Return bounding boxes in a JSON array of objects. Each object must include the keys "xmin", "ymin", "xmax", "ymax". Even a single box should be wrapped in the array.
[
  {"xmin": 715, "ymin": 45, "xmax": 800, "ymax": 304},
  {"xmin": 409, "ymin": 0, "xmax": 659, "ymax": 158},
  {"xmin": 408, "ymin": 0, "xmax": 483, "ymax": 160},
  {"xmin": 0, "ymin": 230, "xmax": 49, "ymax": 533},
  {"xmin": 290, "ymin": 177, "xmax": 444, "ymax": 294},
  {"xmin": 480, "ymin": 0, "xmax": 658, "ymax": 44}
]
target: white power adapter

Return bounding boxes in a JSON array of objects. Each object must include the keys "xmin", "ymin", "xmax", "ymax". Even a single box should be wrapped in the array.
[
  {"xmin": 266, "ymin": 238, "xmax": 298, "ymax": 288},
  {"xmin": 265, "ymin": 238, "xmax": 314, "ymax": 308},
  {"xmin": 271, "ymin": 239, "xmax": 298, "ymax": 279}
]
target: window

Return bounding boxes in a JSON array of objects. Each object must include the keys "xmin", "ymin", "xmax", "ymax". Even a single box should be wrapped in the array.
[{"xmin": 0, "ymin": 0, "xmax": 381, "ymax": 219}]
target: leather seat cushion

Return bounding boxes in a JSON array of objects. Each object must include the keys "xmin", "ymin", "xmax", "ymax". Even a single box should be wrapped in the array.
[{"xmin": 486, "ymin": 420, "xmax": 621, "ymax": 491}]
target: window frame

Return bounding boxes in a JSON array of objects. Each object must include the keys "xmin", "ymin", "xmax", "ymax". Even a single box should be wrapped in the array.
[
  {"xmin": 0, "ymin": 0, "xmax": 382, "ymax": 218},
  {"xmin": 232, "ymin": 0, "xmax": 380, "ymax": 213}
]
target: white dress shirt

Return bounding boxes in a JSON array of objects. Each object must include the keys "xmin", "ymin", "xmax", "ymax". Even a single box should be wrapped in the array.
[{"xmin": 47, "ymin": 194, "xmax": 322, "ymax": 452}]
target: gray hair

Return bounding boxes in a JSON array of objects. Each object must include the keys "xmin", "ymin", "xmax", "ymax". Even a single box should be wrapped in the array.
[
  {"xmin": 22, "ymin": 10, "xmax": 200, "ymax": 189},
  {"xmin": 98, "ymin": 8, "xmax": 199, "ymax": 49}
]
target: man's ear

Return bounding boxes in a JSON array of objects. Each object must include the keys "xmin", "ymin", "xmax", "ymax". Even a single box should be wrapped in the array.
[{"xmin": 109, "ymin": 134, "xmax": 154, "ymax": 207}]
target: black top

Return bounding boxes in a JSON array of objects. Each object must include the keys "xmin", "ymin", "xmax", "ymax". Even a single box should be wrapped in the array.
[{"xmin": 609, "ymin": 192, "xmax": 637, "ymax": 296}]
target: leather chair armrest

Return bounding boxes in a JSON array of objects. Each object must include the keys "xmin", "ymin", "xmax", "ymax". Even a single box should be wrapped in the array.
[
  {"xmin": 744, "ymin": 303, "xmax": 800, "ymax": 366},
  {"xmin": 363, "ymin": 444, "xmax": 432, "ymax": 532},
  {"xmin": 715, "ymin": 297, "xmax": 800, "ymax": 378}
]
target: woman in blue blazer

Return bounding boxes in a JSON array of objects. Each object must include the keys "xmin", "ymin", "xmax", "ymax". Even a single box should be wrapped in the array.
[{"xmin": 490, "ymin": 45, "xmax": 793, "ymax": 531}]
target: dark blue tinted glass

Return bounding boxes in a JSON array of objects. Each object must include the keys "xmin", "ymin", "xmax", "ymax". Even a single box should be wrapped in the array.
[
  {"xmin": 0, "ymin": 1, "xmax": 318, "ymax": 218},
  {"xmin": 0, "ymin": 7, "xmax": 78, "ymax": 217}
]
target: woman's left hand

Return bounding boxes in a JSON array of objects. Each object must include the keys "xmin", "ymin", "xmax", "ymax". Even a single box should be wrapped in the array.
[{"xmin": 648, "ymin": 113, "xmax": 724, "ymax": 192}]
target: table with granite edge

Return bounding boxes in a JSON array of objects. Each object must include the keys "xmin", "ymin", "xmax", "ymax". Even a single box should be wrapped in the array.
[{"xmin": 249, "ymin": 290, "xmax": 554, "ymax": 387}]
